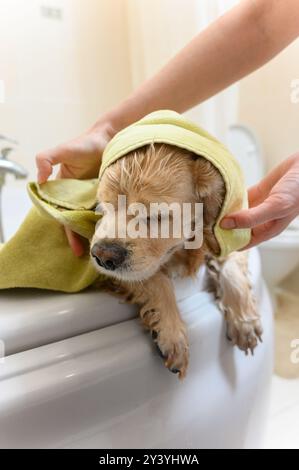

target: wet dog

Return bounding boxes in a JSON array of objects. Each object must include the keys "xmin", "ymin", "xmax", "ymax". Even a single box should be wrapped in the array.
[{"xmin": 91, "ymin": 144, "xmax": 262, "ymax": 378}]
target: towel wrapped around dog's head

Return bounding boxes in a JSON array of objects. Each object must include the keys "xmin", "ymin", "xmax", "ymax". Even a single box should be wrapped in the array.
[{"xmin": 100, "ymin": 110, "xmax": 251, "ymax": 258}]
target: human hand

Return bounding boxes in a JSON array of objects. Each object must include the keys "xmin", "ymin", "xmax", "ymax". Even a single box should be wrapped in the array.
[
  {"xmin": 221, "ymin": 153, "xmax": 299, "ymax": 248},
  {"xmin": 36, "ymin": 123, "xmax": 116, "ymax": 256}
]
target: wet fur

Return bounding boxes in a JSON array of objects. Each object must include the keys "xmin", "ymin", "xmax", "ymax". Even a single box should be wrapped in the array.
[{"xmin": 91, "ymin": 144, "xmax": 263, "ymax": 378}]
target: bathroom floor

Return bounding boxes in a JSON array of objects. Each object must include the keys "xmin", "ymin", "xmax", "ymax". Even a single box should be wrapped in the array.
[{"xmin": 264, "ymin": 375, "xmax": 299, "ymax": 449}]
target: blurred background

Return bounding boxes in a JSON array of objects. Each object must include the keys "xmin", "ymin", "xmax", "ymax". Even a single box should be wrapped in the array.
[
  {"xmin": 1, "ymin": 0, "xmax": 298, "ymax": 179},
  {"xmin": 0, "ymin": 0, "xmax": 299, "ymax": 448}
]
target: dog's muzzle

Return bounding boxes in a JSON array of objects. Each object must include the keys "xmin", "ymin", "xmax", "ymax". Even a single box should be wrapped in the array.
[{"xmin": 91, "ymin": 242, "xmax": 128, "ymax": 271}]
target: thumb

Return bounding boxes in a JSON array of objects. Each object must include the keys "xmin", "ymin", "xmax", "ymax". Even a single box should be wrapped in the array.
[
  {"xmin": 221, "ymin": 200, "xmax": 281, "ymax": 229},
  {"xmin": 36, "ymin": 147, "xmax": 65, "ymax": 183}
]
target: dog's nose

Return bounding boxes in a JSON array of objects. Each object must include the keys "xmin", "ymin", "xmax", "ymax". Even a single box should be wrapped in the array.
[{"xmin": 91, "ymin": 242, "xmax": 128, "ymax": 271}]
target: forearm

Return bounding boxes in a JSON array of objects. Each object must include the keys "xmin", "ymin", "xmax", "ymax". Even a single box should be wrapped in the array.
[{"xmin": 96, "ymin": 0, "xmax": 299, "ymax": 134}]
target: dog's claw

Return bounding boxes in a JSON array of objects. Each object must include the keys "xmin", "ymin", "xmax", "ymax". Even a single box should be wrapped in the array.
[
  {"xmin": 152, "ymin": 331, "xmax": 167, "ymax": 359},
  {"xmin": 156, "ymin": 343, "xmax": 166, "ymax": 359},
  {"xmin": 257, "ymin": 334, "xmax": 263, "ymax": 343},
  {"xmin": 151, "ymin": 330, "xmax": 158, "ymax": 341},
  {"xmin": 226, "ymin": 332, "xmax": 232, "ymax": 342},
  {"xmin": 226, "ymin": 314, "xmax": 263, "ymax": 356}
]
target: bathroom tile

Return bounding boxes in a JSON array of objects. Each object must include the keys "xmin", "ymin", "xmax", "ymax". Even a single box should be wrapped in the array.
[
  {"xmin": 264, "ymin": 402, "xmax": 299, "ymax": 449},
  {"xmin": 264, "ymin": 375, "xmax": 299, "ymax": 449},
  {"xmin": 268, "ymin": 376, "xmax": 299, "ymax": 416}
]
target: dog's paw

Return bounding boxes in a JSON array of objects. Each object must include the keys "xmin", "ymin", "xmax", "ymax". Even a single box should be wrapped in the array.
[
  {"xmin": 152, "ymin": 324, "xmax": 189, "ymax": 380},
  {"xmin": 140, "ymin": 306, "xmax": 189, "ymax": 379},
  {"xmin": 225, "ymin": 311, "xmax": 263, "ymax": 355}
]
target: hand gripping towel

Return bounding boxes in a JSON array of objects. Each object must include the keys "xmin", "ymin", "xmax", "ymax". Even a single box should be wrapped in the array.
[{"xmin": 0, "ymin": 179, "xmax": 102, "ymax": 292}]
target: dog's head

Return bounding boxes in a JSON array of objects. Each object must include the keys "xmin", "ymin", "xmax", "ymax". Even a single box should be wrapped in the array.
[{"xmin": 90, "ymin": 144, "xmax": 225, "ymax": 281}]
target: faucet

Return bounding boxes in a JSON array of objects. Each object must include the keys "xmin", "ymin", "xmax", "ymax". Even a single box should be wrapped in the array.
[
  {"xmin": 0, "ymin": 139, "xmax": 28, "ymax": 243},
  {"xmin": 0, "ymin": 148, "xmax": 28, "ymax": 178}
]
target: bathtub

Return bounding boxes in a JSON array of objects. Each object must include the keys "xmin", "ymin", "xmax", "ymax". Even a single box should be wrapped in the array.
[{"xmin": 0, "ymin": 184, "xmax": 274, "ymax": 449}]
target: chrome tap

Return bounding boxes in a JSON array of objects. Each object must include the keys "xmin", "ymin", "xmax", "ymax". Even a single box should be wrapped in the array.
[
  {"xmin": 0, "ymin": 139, "xmax": 28, "ymax": 243},
  {"xmin": 0, "ymin": 148, "xmax": 28, "ymax": 179},
  {"xmin": 0, "ymin": 134, "xmax": 18, "ymax": 145}
]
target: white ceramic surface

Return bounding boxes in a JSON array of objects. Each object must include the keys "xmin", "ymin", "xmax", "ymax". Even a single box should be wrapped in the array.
[
  {"xmin": 0, "ymin": 260, "xmax": 205, "ymax": 357},
  {"xmin": 227, "ymin": 124, "xmax": 264, "ymax": 187},
  {"xmin": 259, "ymin": 216, "xmax": 299, "ymax": 286},
  {"xmin": 0, "ymin": 249, "xmax": 274, "ymax": 449},
  {"xmin": 2, "ymin": 182, "xmax": 31, "ymax": 240}
]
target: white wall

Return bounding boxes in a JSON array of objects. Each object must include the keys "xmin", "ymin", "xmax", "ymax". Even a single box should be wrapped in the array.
[
  {"xmin": 239, "ymin": 38, "xmax": 299, "ymax": 171},
  {"xmin": 126, "ymin": 0, "xmax": 239, "ymax": 141},
  {"xmin": 0, "ymin": 0, "xmax": 132, "ymax": 180}
]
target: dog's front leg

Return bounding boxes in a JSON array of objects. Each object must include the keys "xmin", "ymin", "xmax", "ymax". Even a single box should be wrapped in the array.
[
  {"xmin": 96, "ymin": 272, "xmax": 189, "ymax": 378},
  {"xmin": 129, "ymin": 271, "xmax": 189, "ymax": 379},
  {"xmin": 206, "ymin": 251, "xmax": 263, "ymax": 355}
]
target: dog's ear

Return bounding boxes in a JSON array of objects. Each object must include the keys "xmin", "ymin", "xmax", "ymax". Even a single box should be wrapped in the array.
[{"xmin": 191, "ymin": 155, "xmax": 226, "ymax": 226}]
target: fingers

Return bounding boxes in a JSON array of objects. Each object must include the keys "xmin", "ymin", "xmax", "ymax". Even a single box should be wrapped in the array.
[
  {"xmin": 36, "ymin": 147, "xmax": 66, "ymax": 183},
  {"xmin": 221, "ymin": 155, "xmax": 299, "ymax": 249},
  {"xmin": 36, "ymin": 146, "xmax": 86, "ymax": 256},
  {"xmin": 246, "ymin": 159, "xmax": 297, "ymax": 208},
  {"xmin": 247, "ymin": 183, "xmax": 269, "ymax": 208},
  {"xmin": 242, "ymin": 215, "xmax": 294, "ymax": 249},
  {"xmin": 64, "ymin": 227, "xmax": 85, "ymax": 257},
  {"xmin": 221, "ymin": 200, "xmax": 278, "ymax": 229},
  {"xmin": 36, "ymin": 154, "xmax": 54, "ymax": 183}
]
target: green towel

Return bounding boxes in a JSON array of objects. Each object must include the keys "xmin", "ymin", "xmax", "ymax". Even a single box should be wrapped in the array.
[{"xmin": 0, "ymin": 179, "xmax": 102, "ymax": 292}]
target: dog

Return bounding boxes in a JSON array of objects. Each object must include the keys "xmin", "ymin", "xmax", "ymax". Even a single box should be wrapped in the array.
[{"xmin": 90, "ymin": 143, "xmax": 263, "ymax": 379}]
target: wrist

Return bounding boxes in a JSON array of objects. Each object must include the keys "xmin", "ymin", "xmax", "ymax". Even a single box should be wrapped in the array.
[
  {"xmin": 91, "ymin": 104, "xmax": 132, "ymax": 139},
  {"xmin": 92, "ymin": 95, "xmax": 148, "ymax": 139},
  {"xmin": 89, "ymin": 117, "xmax": 119, "ymax": 141}
]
